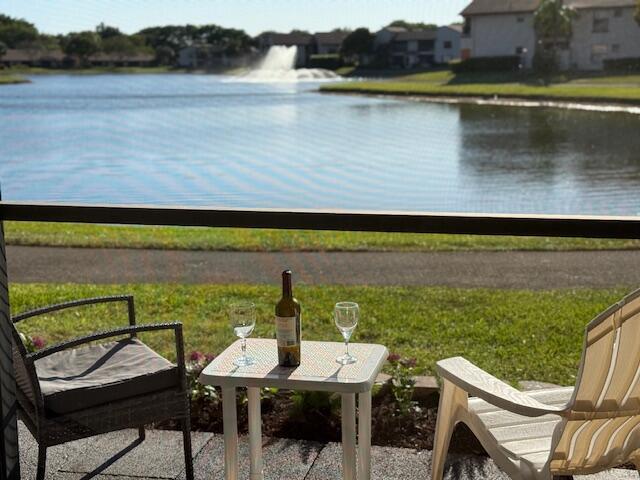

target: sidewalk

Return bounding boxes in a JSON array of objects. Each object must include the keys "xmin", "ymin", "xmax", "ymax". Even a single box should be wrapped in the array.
[
  {"xmin": 8, "ymin": 246, "xmax": 640, "ymax": 289},
  {"xmin": 18, "ymin": 423, "xmax": 637, "ymax": 480}
]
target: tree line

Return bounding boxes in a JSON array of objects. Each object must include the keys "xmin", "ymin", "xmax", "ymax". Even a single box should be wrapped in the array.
[
  {"xmin": 0, "ymin": 15, "xmax": 253, "ymax": 65},
  {"xmin": 0, "ymin": 14, "xmax": 444, "ymax": 68}
]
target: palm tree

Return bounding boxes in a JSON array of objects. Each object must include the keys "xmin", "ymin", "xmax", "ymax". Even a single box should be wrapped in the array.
[{"xmin": 534, "ymin": 0, "xmax": 575, "ymax": 72}]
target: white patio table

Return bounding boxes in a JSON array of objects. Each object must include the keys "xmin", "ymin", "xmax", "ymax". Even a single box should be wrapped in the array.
[{"xmin": 199, "ymin": 338, "xmax": 388, "ymax": 480}]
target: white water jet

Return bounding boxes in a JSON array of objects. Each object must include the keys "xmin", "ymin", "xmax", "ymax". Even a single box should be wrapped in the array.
[{"xmin": 240, "ymin": 46, "xmax": 341, "ymax": 83}]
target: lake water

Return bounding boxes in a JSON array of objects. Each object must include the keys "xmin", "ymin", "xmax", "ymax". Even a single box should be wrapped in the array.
[{"xmin": 0, "ymin": 74, "xmax": 639, "ymax": 215}]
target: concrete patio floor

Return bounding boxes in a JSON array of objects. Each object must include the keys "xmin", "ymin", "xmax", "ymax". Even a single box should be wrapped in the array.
[{"xmin": 18, "ymin": 423, "xmax": 638, "ymax": 480}]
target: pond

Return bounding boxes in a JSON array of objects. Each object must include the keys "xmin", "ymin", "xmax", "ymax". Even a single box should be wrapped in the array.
[{"xmin": 0, "ymin": 74, "xmax": 638, "ymax": 215}]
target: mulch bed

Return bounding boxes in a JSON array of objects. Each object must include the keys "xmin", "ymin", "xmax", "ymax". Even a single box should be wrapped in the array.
[{"xmin": 158, "ymin": 386, "xmax": 485, "ymax": 455}]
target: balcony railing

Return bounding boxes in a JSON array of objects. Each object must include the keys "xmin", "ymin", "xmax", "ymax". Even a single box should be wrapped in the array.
[{"xmin": 1, "ymin": 199, "xmax": 640, "ymax": 478}]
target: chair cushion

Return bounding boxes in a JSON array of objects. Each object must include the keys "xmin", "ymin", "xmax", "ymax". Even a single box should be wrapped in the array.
[{"xmin": 35, "ymin": 337, "xmax": 179, "ymax": 415}]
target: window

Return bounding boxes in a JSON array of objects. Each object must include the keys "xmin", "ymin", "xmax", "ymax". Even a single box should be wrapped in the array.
[
  {"xmin": 591, "ymin": 44, "xmax": 608, "ymax": 63},
  {"xmin": 418, "ymin": 39, "xmax": 435, "ymax": 51},
  {"xmin": 614, "ymin": 8, "xmax": 623, "ymax": 17},
  {"xmin": 612, "ymin": 44, "xmax": 620, "ymax": 53},
  {"xmin": 444, "ymin": 41, "xmax": 452, "ymax": 49},
  {"xmin": 517, "ymin": 16, "xmax": 525, "ymax": 23},
  {"xmin": 515, "ymin": 46, "xmax": 524, "ymax": 55},
  {"xmin": 593, "ymin": 18, "xmax": 609, "ymax": 33},
  {"xmin": 391, "ymin": 41, "xmax": 408, "ymax": 53}
]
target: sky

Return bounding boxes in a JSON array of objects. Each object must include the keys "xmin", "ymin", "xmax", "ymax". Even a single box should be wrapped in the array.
[{"xmin": 1, "ymin": 0, "xmax": 469, "ymax": 36}]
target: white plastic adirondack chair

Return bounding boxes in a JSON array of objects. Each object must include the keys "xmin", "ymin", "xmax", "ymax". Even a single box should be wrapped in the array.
[{"xmin": 432, "ymin": 288, "xmax": 640, "ymax": 480}]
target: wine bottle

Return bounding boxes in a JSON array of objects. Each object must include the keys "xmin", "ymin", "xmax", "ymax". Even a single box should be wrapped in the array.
[{"xmin": 275, "ymin": 269, "xmax": 301, "ymax": 367}]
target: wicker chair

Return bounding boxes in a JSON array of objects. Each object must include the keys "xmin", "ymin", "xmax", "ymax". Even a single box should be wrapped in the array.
[{"xmin": 10, "ymin": 295, "xmax": 194, "ymax": 480}]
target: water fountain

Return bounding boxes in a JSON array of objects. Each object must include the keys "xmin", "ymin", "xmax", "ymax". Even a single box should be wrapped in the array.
[{"xmin": 240, "ymin": 45, "xmax": 341, "ymax": 82}]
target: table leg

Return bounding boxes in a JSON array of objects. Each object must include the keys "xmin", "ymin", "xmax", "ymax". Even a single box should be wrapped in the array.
[
  {"xmin": 358, "ymin": 391, "xmax": 372, "ymax": 480},
  {"xmin": 341, "ymin": 393, "xmax": 357, "ymax": 480},
  {"xmin": 248, "ymin": 387, "xmax": 264, "ymax": 480},
  {"xmin": 222, "ymin": 387, "xmax": 238, "ymax": 480}
]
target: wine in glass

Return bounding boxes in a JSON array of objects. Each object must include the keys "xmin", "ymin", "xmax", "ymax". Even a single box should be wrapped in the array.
[
  {"xmin": 334, "ymin": 302, "xmax": 359, "ymax": 365},
  {"xmin": 230, "ymin": 301, "xmax": 256, "ymax": 367}
]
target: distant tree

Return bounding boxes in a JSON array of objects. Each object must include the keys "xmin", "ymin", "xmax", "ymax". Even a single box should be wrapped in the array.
[
  {"xmin": 101, "ymin": 35, "xmax": 136, "ymax": 57},
  {"xmin": 534, "ymin": 0, "xmax": 575, "ymax": 73},
  {"xmin": 289, "ymin": 29, "xmax": 310, "ymax": 35},
  {"xmin": 96, "ymin": 23, "xmax": 122, "ymax": 40},
  {"xmin": 63, "ymin": 31, "xmax": 101, "ymax": 65},
  {"xmin": 0, "ymin": 41, "xmax": 6, "ymax": 59},
  {"xmin": 340, "ymin": 28, "xmax": 374, "ymax": 65},
  {"xmin": 387, "ymin": 20, "xmax": 437, "ymax": 31},
  {"xmin": 154, "ymin": 45, "xmax": 175, "ymax": 65},
  {"xmin": 0, "ymin": 14, "xmax": 38, "ymax": 48},
  {"xmin": 137, "ymin": 25, "xmax": 199, "ymax": 60},
  {"xmin": 636, "ymin": 0, "xmax": 640, "ymax": 24},
  {"xmin": 198, "ymin": 25, "xmax": 253, "ymax": 55},
  {"xmin": 138, "ymin": 24, "xmax": 253, "ymax": 62},
  {"xmin": 36, "ymin": 34, "xmax": 62, "ymax": 51}
]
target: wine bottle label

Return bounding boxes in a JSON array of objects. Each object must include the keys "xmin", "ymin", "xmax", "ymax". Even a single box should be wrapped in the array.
[{"xmin": 276, "ymin": 315, "xmax": 298, "ymax": 347}]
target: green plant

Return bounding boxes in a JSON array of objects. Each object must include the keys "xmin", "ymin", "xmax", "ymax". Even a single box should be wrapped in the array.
[
  {"xmin": 290, "ymin": 390, "xmax": 340, "ymax": 418},
  {"xmin": 186, "ymin": 351, "xmax": 219, "ymax": 403},
  {"xmin": 388, "ymin": 353, "xmax": 417, "ymax": 416},
  {"xmin": 604, "ymin": 57, "xmax": 640, "ymax": 73},
  {"xmin": 18, "ymin": 332, "xmax": 45, "ymax": 353},
  {"xmin": 451, "ymin": 56, "xmax": 520, "ymax": 73}
]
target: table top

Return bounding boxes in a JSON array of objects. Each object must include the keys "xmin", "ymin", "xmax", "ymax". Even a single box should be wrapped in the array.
[{"xmin": 199, "ymin": 339, "xmax": 388, "ymax": 393}]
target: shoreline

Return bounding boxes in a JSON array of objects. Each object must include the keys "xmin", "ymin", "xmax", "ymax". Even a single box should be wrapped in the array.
[
  {"xmin": 321, "ymin": 88, "xmax": 640, "ymax": 114},
  {"xmin": 0, "ymin": 76, "xmax": 31, "ymax": 85}
]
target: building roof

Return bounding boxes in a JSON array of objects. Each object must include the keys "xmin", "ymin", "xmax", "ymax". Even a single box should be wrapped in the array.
[
  {"xmin": 393, "ymin": 30, "xmax": 437, "ymax": 41},
  {"xmin": 2, "ymin": 49, "xmax": 65, "ymax": 62},
  {"xmin": 461, "ymin": 0, "xmax": 542, "ymax": 16},
  {"xmin": 461, "ymin": 0, "xmax": 634, "ymax": 15},
  {"xmin": 260, "ymin": 32, "xmax": 314, "ymax": 46},
  {"xmin": 89, "ymin": 52, "xmax": 155, "ymax": 62},
  {"xmin": 564, "ymin": 0, "xmax": 636, "ymax": 8},
  {"xmin": 382, "ymin": 26, "xmax": 408, "ymax": 33},
  {"xmin": 314, "ymin": 31, "xmax": 349, "ymax": 45},
  {"xmin": 447, "ymin": 24, "xmax": 464, "ymax": 33}
]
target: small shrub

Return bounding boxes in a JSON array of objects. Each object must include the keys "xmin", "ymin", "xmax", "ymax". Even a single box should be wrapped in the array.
[
  {"xmin": 18, "ymin": 332, "xmax": 46, "ymax": 352},
  {"xmin": 186, "ymin": 351, "xmax": 221, "ymax": 426},
  {"xmin": 290, "ymin": 390, "xmax": 340, "ymax": 417},
  {"xmin": 603, "ymin": 57, "xmax": 640, "ymax": 73},
  {"xmin": 451, "ymin": 56, "xmax": 520, "ymax": 73},
  {"xmin": 533, "ymin": 49, "xmax": 559, "ymax": 78},
  {"xmin": 388, "ymin": 353, "xmax": 418, "ymax": 416},
  {"xmin": 308, "ymin": 54, "xmax": 342, "ymax": 70}
]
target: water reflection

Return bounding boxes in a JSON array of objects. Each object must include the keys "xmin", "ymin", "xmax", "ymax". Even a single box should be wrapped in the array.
[{"xmin": 457, "ymin": 104, "xmax": 640, "ymax": 213}]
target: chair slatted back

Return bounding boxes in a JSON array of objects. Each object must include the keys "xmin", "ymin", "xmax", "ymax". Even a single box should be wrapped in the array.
[{"xmin": 551, "ymin": 289, "xmax": 640, "ymax": 474}]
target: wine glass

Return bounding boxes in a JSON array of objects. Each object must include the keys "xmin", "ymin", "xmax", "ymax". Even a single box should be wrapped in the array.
[
  {"xmin": 334, "ymin": 302, "xmax": 359, "ymax": 365},
  {"xmin": 229, "ymin": 301, "xmax": 256, "ymax": 367}
]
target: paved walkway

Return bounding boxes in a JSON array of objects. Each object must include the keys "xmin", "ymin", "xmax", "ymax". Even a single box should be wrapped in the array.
[
  {"xmin": 7, "ymin": 246, "xmax": 640, "ymax": 288},
  {"xmin": 18, "ymin": 423, "xmax": 636, "ymax": 480}
]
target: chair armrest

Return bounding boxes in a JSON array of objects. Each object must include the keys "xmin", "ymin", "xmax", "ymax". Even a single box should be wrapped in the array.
[
  {"xmin": 12, "ymin": 295, "xmax": 136, "ymax": 326},
  {"xmin": 437, "ymin": 357, "xmax": 569, "ymax": 417},
  {"xmin": 26, "ymin": 322, "xmax": 182, "ymax": 363}
]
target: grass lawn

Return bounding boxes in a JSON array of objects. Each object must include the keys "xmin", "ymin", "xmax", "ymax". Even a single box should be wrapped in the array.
[
  {"xmin": 1, "ymin": 66, "xmax": 186, "ymax": 76},
  {"xmin": 11, "ymin": 283, "xmax": 627, "ymax": 385},
  {"xmin": 322, "ymin": 69, "xmax": 640, "ymax": 104},
  {"xmin": 0, "ymin": 75, "xmax": 29, "ymax": 85},
  {"xmin": 5, "ymin": 222, "xmax": 640, "ymax": 252}
]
